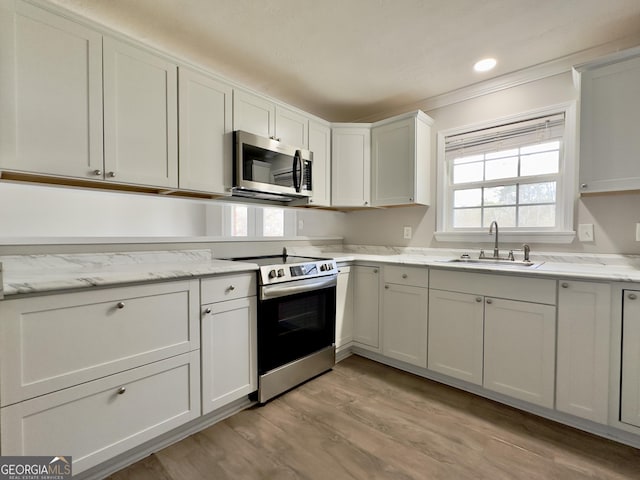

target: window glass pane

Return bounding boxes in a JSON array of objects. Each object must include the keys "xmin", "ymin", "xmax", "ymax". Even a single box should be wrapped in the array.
[
  {"xmin": 453, "ymin": 208, "xmax": 481, "ymax": 228},
  {"xmin": 483, "ymin": 207, "xmax": 516, "ymax": 227},
  {"xmin": 519, "ymin": 182, "xmax": 556, "ymax": 204},
  {"xmin": 520, "ymin": 140, "xmax": 560, "ymax": 155},
  {"xmin": 231, "ymin": 205, "xmax": 248, "ymax": 237},
  {"xmin": 520, "ymin": 151, "xmax": 559, "ymax": 176},
  {"xmin": 485, "ymin": 157, "xmax": 518, "ymax": 180},
  {"xmin": 454, "ymin": 188, "xmax": 482, "ymax": 207},
  {"xmin": 484, "ymin": 185, "xmax": 516, "ymax": 206},
  {"xmin": 452, "ymin": 154, "xmax": 484, "ymax": 165},
  {"xmin": 263, "ymin": 207, "xmax": 284, "ymax": 237},
  {"xmin": 485, "ymin": 148, "xmax": 518, "ymax": 160},
  {"xmin": 453, "ymin": 162, "xmax": 483, "ymax": 184},
  {"xmin": 519, "ymin": 205, "xmax": 556, "ymax": 227}
]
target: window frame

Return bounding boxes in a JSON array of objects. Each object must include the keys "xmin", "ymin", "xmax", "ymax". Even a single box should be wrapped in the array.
[{"xmin": 435, "ymin": 102, "xmax": 578, "ymax": 244}]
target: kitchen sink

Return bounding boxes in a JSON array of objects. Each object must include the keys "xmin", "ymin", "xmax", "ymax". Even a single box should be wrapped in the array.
[{"xmin": 442, "ymin": 257, "xmax": 543, "ymax": 269}]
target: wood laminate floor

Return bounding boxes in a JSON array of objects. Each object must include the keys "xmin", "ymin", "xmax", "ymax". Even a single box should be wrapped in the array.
[{"xmin": 108, "ymin": 355, "xmax": 640, "ymax": 479}]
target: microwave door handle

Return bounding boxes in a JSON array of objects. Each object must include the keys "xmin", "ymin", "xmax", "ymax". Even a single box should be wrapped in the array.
[{"xmin": 293, "ymin": 150, "xmax": 301, "ymax": 192}]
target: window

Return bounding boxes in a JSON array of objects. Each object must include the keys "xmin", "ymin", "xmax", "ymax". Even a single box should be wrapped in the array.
[
  {"xmin": 223, "ymin": 204, "xmax": 295, "ymax": 238},
  {"xmin": 436, "ymin": 105, "xmax": 577, "ymax": 243}
]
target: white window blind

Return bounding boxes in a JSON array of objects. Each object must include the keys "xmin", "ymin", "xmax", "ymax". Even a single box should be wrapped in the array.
[{"xmin": 443, "ymin": 112, "xmax": 565, "ymax": 231}]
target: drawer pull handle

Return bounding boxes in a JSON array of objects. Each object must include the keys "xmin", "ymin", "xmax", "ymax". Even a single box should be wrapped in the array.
[
  {"xmin": 117, "ymin": 387, "xmax": 126, "ymax": 395},
  {"xmin": 629, "ymin": 293, "xmax": 638, "ymax": 300},
  {"xmin": 476, "ymin": 297, "xmax": 482, "ymax": 303},
  {"xmin": 116, "ymin": 302, "xmax": 125, "ymax": 309},
  {"xmin": 385, "ymin": 285, "xmax": 389, "ymax": 289},
  {"xmin": 204, "ymin": 307, "xmax": 212, "ymax": 314},
  {"xmin": 486, "ymin": 298, "xmax": 493, "ymax": 304},
  {"xmin": 561, "ymin": 282, "xmax": 569, "ymax": 288},
  {"xmin": 228, "ymin": 285, "xmax": 236, "ymax": 291},
  {"xmin": 402, "ymin": 274, "xmax": 408, "ymax": 279}
]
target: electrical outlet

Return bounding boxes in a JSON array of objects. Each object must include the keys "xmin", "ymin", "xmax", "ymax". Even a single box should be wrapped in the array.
[
  {"xmin": 578, "ymin": 223, "xmax": 594, "ymax": 242},
  {"xmin": 403, "ymin": 226, "xmax": 412, "ymax": 239}
]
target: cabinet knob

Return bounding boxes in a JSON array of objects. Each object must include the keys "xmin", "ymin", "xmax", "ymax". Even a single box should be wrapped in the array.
[
  {"xmin": 385, "ymin": 285, "xmax": 389, "ymax": 289},
  {"xmin": 486, "ymin": 298, "xmax": 493, "ymax": 304},
  {"xmin": 117, "ymin": 387, "xmax": 126, "ymax": 395},
  {"xmin": 107, "ymin": 171, "xmax": 116, "ymax": 178},
  {"xmin": 373, "ymin": 269, "xmax": 378, "ymax": 273},
  {"xmin": 93, "ymin": 169, "xmax": 102, "ymax": 176},
  {"xmin": 581, "ymin": 183, "xmax": 588, "ymax": 189},
  {"xmin": 364, "ymin": 201, "xmax": 369, "ymax": 205},
  {"xmin": 402, "ymin": 274, "xmax": 408, "ymax": 279},
  {"xmin": 228, "ymin": 285, "xmax": 236, "ymax": 291},
  {"xmin": 476, "ymin": 297, "xmax": 482, "ymax": 303},
  {"xmin": 204, "ymin": 307, "xmax": 212, "ymax": 314},
  {"xmin": 629, "ymin": 293, "xmax": 638, "ymax": 300},
  {"xmin": 116, "ymin": 302, "xmax": 125, "ymax": 309},
  {"xmin": 561, "ymin": 282, "xmax": 569, "ymax": 288}
]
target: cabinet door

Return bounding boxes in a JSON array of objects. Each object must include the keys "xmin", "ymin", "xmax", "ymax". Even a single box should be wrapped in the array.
[
  {"xmin": 428, "ymin": 290, "xmax": 484, "ymax": 385},
  {"xmin": 484, "ymin": 298, "xmax": 556, "ymax": 408},
  {"xmin": 103, "ymin": 37, "xmax": 178, "ymax": 188},
  {"xmin": 276, "ymin": 105, "xmax": 308, "ymax": 148},
  {"xmin": 233, "ymin": 89, "xmax": 275, "ymax": 138},
  {"xmin": 0, "ymin": 1, "xmax": 103, "ymax": 178},
  {"xmin": 178, "ymin": 67, "xmax": 232, "ymax": 194},
  {"xmin": 308, "ymin": 120, "xmax": 331, "ymax": 206},
  {"xmin": 557, "ymin": 281, "xmax": 610, "ymax": 423},
  {"xmin": 382, "ymin": 283, "xmax": 428, "ymax": 367},
  {"xmin": 336, "ymin": 266, "xmax": 354, "ymax": 349},
  {"xmin": 580, "ymin": 55, "xmax": 640, "ymax": 193},
  {"xmin": 371, "ymin": 117, "xmax": 414, "ymax": 206},
  {"xmin": 201, "ymin": 296, "xmax": 257, "ymax": 414},
  {"xmin": 621, "ymin": 289, "xmax": 640, "ymax": 427},
  {"xmin": 353, "ymin": 265, "xmax": 380, "ymax": 349},
  {"xmin": 331, "ymin": 127, "xmax": 371, "ymax": 207}
]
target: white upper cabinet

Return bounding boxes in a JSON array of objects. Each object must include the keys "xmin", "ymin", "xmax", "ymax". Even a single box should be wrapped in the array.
[
  {"xmin": 103, "ymin": 37, "xmax": 178, "ymax": 188},
  {"xmin": 233, "ymin": 89, "xmax": 275, "ymax": 138},
  {"xmin": 579, "ymin": 52, "xmax": 640, "ymax": 194},
  {"xmin": 275, "ymin": 105, "xmax": 309, "ymax": 148},
  {"xmin": 178, "ymin": 67, "xmax": 233, "ymax": 195},
  {"xmin": 331, "ymin": 125, "xmax": 371, "ymax": 207},
  {"xmin": 308, "ymin": 120, "xmax": 331, "ymax": 206},
  {"xmin": 0, "ymin": 0, "xmax": 103, "ymax": 178},
  {"xmin": 371, "ymin": 110, "xmax": 432, "ymax": 207}
]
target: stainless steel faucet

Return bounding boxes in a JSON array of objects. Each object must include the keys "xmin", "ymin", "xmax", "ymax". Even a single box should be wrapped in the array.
[{"xmin": 489, "ymin": 221, "xmax": 499, "ymax": 258}]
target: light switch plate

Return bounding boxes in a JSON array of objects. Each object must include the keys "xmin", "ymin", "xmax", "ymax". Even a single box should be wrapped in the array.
[
  {"xmin": 578, "ymin": 223, "xmax": 594, "ymax": 242},
  {"xmin": 403, "ymin": 226, "xmax": 412, "ymax": 239}
]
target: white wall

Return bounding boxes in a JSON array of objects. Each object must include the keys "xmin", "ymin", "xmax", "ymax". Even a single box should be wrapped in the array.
[{"xmin": 343, "ymin": 72, "xmax": 640, "ymax": 254}]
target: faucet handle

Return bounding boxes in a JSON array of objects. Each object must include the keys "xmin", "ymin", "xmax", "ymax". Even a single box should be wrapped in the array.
[
  {"xmin": 508, "ymin": 250, "xmax": 515, "ymax": 261},
  {"xmin": 479, "ymin": 249, "xmax": 486, "ymax": 259},
  {"xmin": 522, "ymin": 244, "xmax": 531, "ymax": 262}
]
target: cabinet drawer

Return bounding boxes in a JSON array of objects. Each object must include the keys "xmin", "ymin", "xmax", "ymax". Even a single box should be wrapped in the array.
[
  {"xmin": 0, "ymin": 280, "xmax": 199, "ymax": 406},
  {"xmin": 384, "ymin": 265, "xmax": 428, "ymax": 287},
  {"xmin": 201, "ymin": 272, "xmax": 256, "ymax": 304},
  {"xmin": 1, "ymin": 351, "xmax": 200, "ymax": 475},
  {"xmin": 430, "ymin": 269, "xmax": 556, "ymax": 305}
]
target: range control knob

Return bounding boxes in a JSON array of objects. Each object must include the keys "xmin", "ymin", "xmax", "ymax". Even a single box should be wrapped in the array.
[
  {"xmin": 320, "ymin": 264, "xmax": 327, "ymax": 272},
  {"xmin": 277, "ymin": 268, "xmax": 285, "ymax": 277},
  {"xmin": 268, "ymin": 269, "xmax": 277, "ymax": 279}
]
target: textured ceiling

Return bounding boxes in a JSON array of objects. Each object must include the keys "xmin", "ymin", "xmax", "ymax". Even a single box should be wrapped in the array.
[{"xmin": 49, "ymin": 0, "xmax": 640, "ymax": 121}]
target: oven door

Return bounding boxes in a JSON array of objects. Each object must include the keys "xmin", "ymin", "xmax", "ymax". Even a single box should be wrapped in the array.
[{"xmin": 258, "ymin": 276, "xmax": 336, "ymax": 374}]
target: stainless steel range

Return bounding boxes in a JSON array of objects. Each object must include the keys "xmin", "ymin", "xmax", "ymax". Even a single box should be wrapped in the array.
[{"xmin": 231, "ymin": 249, "xmax": 337, "ymax": 403}]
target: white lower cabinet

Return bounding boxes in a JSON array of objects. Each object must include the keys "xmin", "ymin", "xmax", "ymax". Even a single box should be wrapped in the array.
[
  {"xmin": 556, "ymin": 280, "xmax": 611, "ymax": 423},
  {"xmin": 621, "ymin": 289, "xmax": 640, "ymax": 427},
  {"xmin": 200, "ymin": 273, "xmax": 257, "ymax": 414},
  {"xmin": 484, "ymin": 298, "xmax": 556, "ymax": 408},
  {"xmin": 428, "ymin": 290, "xmax": 484, "ymax": 385},
  {"xmin": 335, "ymin": 265, "xmax": 354, "ymax": 349},
  {"xmin": 381, "ymin": 266, "xmax": 428, "ymax": 368},
  {"xmin": 1, "ymin": 352, "xmax": 200, "ymax": 475},
  {"xmin": 353, "ymin": 265, "xmax": 381, "ymax": 349}
]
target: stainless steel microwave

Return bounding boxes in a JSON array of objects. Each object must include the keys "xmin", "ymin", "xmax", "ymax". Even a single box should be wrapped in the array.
[{"xmin": 232, "ymin": 131, "xmax": 313, "ymax": 202}]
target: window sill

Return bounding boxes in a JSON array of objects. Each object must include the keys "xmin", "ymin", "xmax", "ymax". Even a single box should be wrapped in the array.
[{"xmin": 434, "ymin": 230, "xmax": 576, "ymax": 244}]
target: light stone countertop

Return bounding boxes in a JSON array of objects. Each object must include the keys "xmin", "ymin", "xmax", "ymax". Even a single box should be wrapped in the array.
[
  {"xmin": 0, "ymin": 249, "xmax": 258, "ymax": 297},
  {"xmin": 3, "ymin": 245, "xmax": 640, "ymax": 298}
]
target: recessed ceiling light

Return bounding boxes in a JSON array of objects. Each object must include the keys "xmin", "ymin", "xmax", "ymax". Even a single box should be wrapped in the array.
[{"xmin": 474, "ymin": 58, "xmax": 497, "ymax": 72}]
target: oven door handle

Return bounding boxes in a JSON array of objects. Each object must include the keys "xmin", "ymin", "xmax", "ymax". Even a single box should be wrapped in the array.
[{"xmin": 260, "ymin": 275, "xmax": 337, "ymax": 300}]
